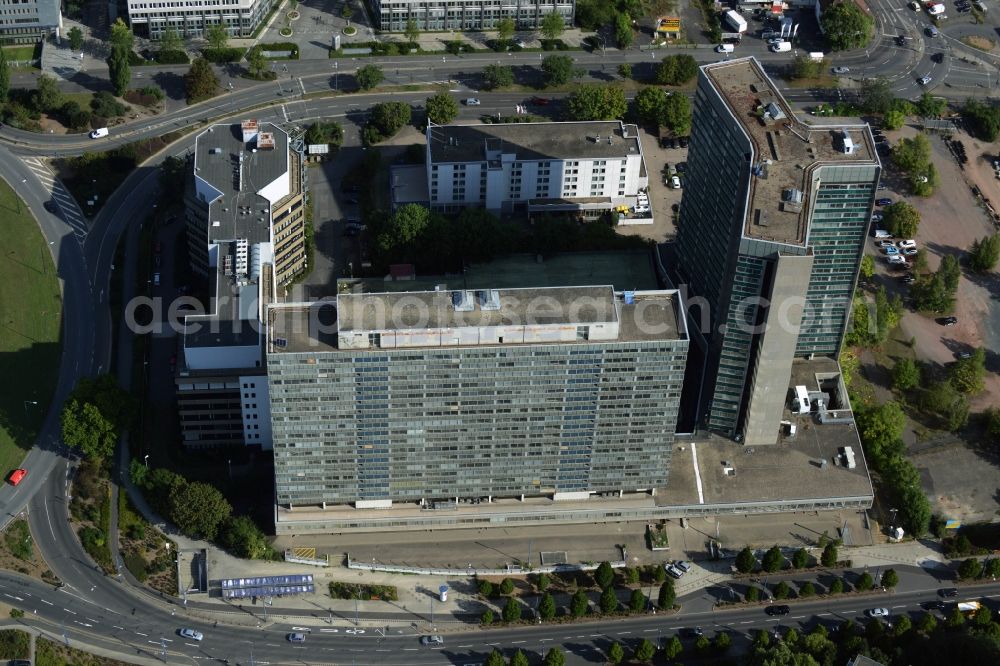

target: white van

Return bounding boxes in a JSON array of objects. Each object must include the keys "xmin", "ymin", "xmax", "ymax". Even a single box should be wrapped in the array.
[
  {"xmin": 89, "ymin": 127, "xmax": 109, "ymax": 139},
  {"xmin": 808, "ymin": 51, "xmax": 825, "ymax": 61},
  {"xmin": 771, "ymin": 41, "xmax": 792, "ymax": 53},
  {"xmin": 715, "ymin": 44, "xmax": 735, "ymax": 54}
]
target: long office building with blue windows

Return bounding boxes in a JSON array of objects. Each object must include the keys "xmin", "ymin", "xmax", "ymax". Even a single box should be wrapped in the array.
[
  {"xmin": 674, "ymin": 57, "xmax": 880, "ymax": 446},
  {"xmin": 266, "ymin": 287, "xmax": 690, "ymax": 532}
]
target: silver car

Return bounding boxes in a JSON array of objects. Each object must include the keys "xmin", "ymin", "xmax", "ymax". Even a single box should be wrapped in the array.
[
  {"xmin": 179, "ymin": 628, "xmax": 203, "ymax": 641},
  {"xmin": 420, "ymin": 635, "xmax": 444, "ymax": 646},
  {"xmin": 287, "ymin": 632, "xmax": 306, "ymax": 643}
]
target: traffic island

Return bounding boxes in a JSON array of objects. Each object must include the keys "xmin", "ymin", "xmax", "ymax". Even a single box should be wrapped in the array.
[{"xmin": 343, "ymin": 26, "xmax": 357, "ymax": 36}]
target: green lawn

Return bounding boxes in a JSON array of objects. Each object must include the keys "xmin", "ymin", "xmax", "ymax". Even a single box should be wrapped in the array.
[
  {"xmin": 2, "ymin": 45, "xmax": 38, "ymax": 62},
  {"xmin": 0, "ymin": 178, "xmax": 62, "ymax": 476}
]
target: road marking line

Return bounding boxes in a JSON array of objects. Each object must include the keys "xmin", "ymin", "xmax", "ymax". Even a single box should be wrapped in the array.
[
  {"xmin": 147, "ymin": 641, "xmax": 159, "ymax": 645},
  {"xmin": 135, "ymin": 632, "xmax": 148, "ymax": 637},
  {"xmin": 511, "ymin": 640, "xmax": 525, "ymax": 644},
  {"xmin": 86, "ymin": 617, "xmax": 99, "ymax": 623},
  {"xmin": 616, "ymin": 631, "xmax": 632, "ymax": 635},
  {"xmin": 643, "ymin": 629, "xmax": 656, "ymax": 632},
  {"xmin": 185, "ymin": 643, "xmax": 200, "ymax": 647},
  {"xmin": 40, "ymin": 599, "xmax": 53, "ymax": 606},
  {"xmin": 63, "ymin": 609, "xmax": 76, "ymax": 615},
  {"xmin": 740, "ymin": 621, "xmax": 753, "ymax": 624},
  {"xmin": 818, "ymin": 613, "xmax": 831, "ymax": 616},
  {"xmin": 892, "ymin": 605, "xmax": 907, "ymax": 608}
]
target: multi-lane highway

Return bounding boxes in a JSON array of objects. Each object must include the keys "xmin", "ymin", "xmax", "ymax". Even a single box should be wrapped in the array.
[{"xmin": 0, "ymin": 4, "xmax": 996, "ymax": 662}]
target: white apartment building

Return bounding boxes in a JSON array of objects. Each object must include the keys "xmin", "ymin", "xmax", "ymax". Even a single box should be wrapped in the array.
[
  {"xmin": 423, "ymin": 120, "xmax": 649, "ymax": 217},
  {"xmin": 0, "ymin": 0, "xmax": 60, "ymax": 44},
  {"xmin": 373, "ymin": 0, "xmax": 573, "ymax": 32},
  {"xmin": 126, "ymin": 0, "xmax": 275, "ymax": 39}
]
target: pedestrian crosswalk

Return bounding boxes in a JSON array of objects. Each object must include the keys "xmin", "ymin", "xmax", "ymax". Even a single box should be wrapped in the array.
[{"xmin": 20, "ymin": 156, "xmax": 89, "ymax": 244}]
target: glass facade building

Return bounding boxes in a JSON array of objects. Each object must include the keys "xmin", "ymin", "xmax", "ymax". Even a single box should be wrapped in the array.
[{"xmin": 675, "ymin": 58, "xmax": 880, "ymax": 445}]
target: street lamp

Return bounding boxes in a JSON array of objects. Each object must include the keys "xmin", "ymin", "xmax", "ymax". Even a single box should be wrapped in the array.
[
  {"xmin": 23, "ymin": 400, "xmax": 38, "ymax": 417},
  {"xmin": 144, "ymin": 454, "xmax": 149, "ymax": 468}
]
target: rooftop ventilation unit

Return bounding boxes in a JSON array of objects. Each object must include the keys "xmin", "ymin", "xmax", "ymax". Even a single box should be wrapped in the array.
[
  {"xmin": 839, "ymin": 131, "xmax": 855, "ymax": 155},
  {"xmin": 764, "ymin": 102, "xmax": 786, "ymax": 121},
  {"xmin": 783, "ymin": 188, "xmax": 804, "ymax": 203},
  {"xmin": 451, "ymin": 290, "xmax": 474, "ymax": 312},
  {"xmin": 623, "ymin": 291, "xmax": 635, "ymax": 305},
  {"xmin": 477, "ymin": 289, "xmax": 501, "ymax": 311},
  {"xmin": 210, "ymin": 148, "xmax": 222, "ymax": 155}
]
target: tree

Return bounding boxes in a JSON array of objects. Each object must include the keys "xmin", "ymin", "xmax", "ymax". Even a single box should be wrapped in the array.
[
  {"xmin": 607, "ymin": 641, "xmax": 625, "ymax": 665},
  {"xmin": 916, "ymin": 92, "xmax": 947, "ymax": 117},
  {"xmin": 205, "ymin": 23, "xmax": 229, "ymax": 50},
  {"xmin": 884, "ymin": 109, "xmax": 906, "ymax": 130},
  {"xmin": 499, "ymin": 578, "xmax": 514, "ymax": 595},
  {"xmin": 404, "ymin": 18, "xmax": 420, "ymax": 43},
  {"xmin": 542, "ymin": 647, "xmax": 565, "ymax": 666},
  {"xmin": 68, "ymin": 26, "xmax": 85, "ymax": 51},
  {"xmin": 800, "ymin": 581, "xmax": 816, "ymax": 597},
  {"xmin": 745, "ymin": 585, "xmax": 760, "ymax": 602},
  {"xmin": 946, "ymin": 605, "xmax": 966, "ymax": 628},
  {"xmin": 617, "ymin": 62, "xmax": 632, "ymax": 79},
  {"xmin": 624, "ymin": 567, "xmax": 640, "ymax": 585},
  {"xmin": 893, "ymin": 133, "xmax": 932, "ymax": 176},
  {"xmin": 109, "ymin": 17, "xmax": 134, "ymax": 53},
  {"xmin": 792, "ymin": 548, "xmax": 809, "ymax": 569},
  {"xmin": 599, "ymin": 586, "xmax": 618, "ymax": 613},
  {"xmin": 881, "ymin": 568, "xmax": 899, "ymax": 589},
  {"xmin": 502, "ymin": 596, "xmax": 521, "ymax": 622},
  {"xmin": 821, "ymin": 542, "xmax": 838, "ymax": 568},
  {"xmin": 509, "ymin": 650, "xmax": 529, "ymax": 666},
  {"xmin": 541, "ymin": 54, "xmax": 576, "ymax": 86},
  {"xmin": 657, "ymin": 579, "xmax": 675, "ymax": 609},
  {"xmin": 662, "ymin": 635, "xmax": 683, "ymax": 661},
  {"xmin": 859, "ymin": 254, "xmax": 875, "ymax": 280},
  {"xmin": 305, "ymin": 120, "xmax": 343, "ymax": 148},
  {"xmin": 859, "ymin": 77, "xmax": 893, "ymax": 114},
  {"xmin": 481, "ymin": 609, "xmax": 494, "ymax": 625},
  {"xmin": 973, "ymin": 605, "xmax": 993, "ymax": 626},
  {"xmin": 482, "ymin": 64, "xmax": 513, "ymax": 90},
  {"xmin": 714, "ymin": 631, "xmax": 732, "ymax": 652},
  {"xmin": 565, "ymin": 84, "xmax": 627, "ymax": 121},
  {"xmin": 856, "ymin": 401, "xmax": 906, "ymax": 460},
  {"xmin": 535, "ymin": 572, "xmax": 551, "ymax": 592},
  {"xmin": 762, "ymin": 545, "xmax": 785, "ymax": 573},
  {"xmin": 633, "ymin": 638, "xmax": 656, "ymax": 664},
  {"xmin": 355, "ymin": 64, "xmax": 384, "ymax": 90},
  {"xmin": 634, "ymin": 87, "xmax": 665, "ymax": 126},
  {"xmin": 478, "ymin": 579, "xmax": 494, "ymax": 597},
  {"xmin": 659, "ymin": 93, "xmax": 692, "ymax": 137},
  {"xmin": 61, "ymin": 400, "xmax": 117, "ymax": 460},
  {"xmin": 656, "ymin": 54, "xmax": 698, "ymax": 86},
  {"xmin": 593, "ymin": 561, "xmax": 614, "ymax": 590},
  {"xmin": 570, "ymin": 589, "xmax": 588, "ymax": 617},
  {"xmin": 107, "ymin": 47, "xmax": 130, "ymax": 96},
  {"xmin": 369, "ymin": 101, "xmax": 412, "ymax": 138},
  {"xmin": 792, "ymin": 55, "xmax": 824, "ymax": 80},
  {"xmin": 540, "ymin": 11, "xmax": 565, "ymax": 41},
  {"xmin": 694, "ymin": 635, "xmax": 711, "ymax": 653},
  {"xmin": 821, "ymin": 1, "xmax": 874, "ymax": 51},
  {"xmin": 773, "ymin": 581, "xmax": 791, "ymax": 599},
  {"xmin": 893, "ymin": 358, "xmax": 921, "ymax": 391},
  {"xmin": 986, "ymin": 557, "xmax": 1000, "ymax": 579},
  {"xmin": 485, "ymin": 649, "xmax": 505, "ymax": 666},
  {"xmin": 536, "ymin": 591, "xmax": 556, "ymax": 620},
  {"xmin": 0, "ymin": 47, "xmax": 8, "ymax": 104},
  {"xmin": 829, "ymin": 577, "xmax": 845, "ymax": 594},
  {"xmin": 497, "ymin": 17, "xmax": 516, "ymax": 43},
  {"xmin": 652, "ymin": 563, "xmax": 666, "ymax": 583},
  {"xmin": 963, "ymin": 98, "xmax": 1000, "ymax": 141},
  {"xmin": 184, "ymin": 57, "xmax": 218, "ymax": 102},
  {"xmin": 168, "ymin": 481, "xmax": 232, "ymax": 540},
  {"xmin": 629, "ymin": 588, "xmax": 646, "ymax": 612},
  {"xmin": 159, "ymin": 27, "xmax": 183, "ymax": 53},
  {"xmin": 883, "ymin": 201, "xmax": 921, "ymax": 238},
  {"xmin": 855, "ymin": 571, "xmax": 874, "ymax": 591},
  {"xmin": 342, "ymin": 3, "xmax": 354, "ymax": 22},
  {"xmin": 615, "ymin": 13, "xmax": 633, "ymax": 49},
  {"xmin": 246, "ymin": 46, "xmax": 267, "ymax": 79},
  {"xmin": 968, "ymin": 234, "xmax": 1000, "ymax": 273},
  {"xmin": 220, "ymin": 515, "xmax": 270, "ymax": 559},
  {"xmin": 736, "ymin": 546, "xmax": 756, "ymax": 573},
  {"xmin": 918, "ymin": 611, "xmax": 938, "ymax": 634},
  {"xmin": 951, "ymin": 348, "xmax": 986, "ymax": 395},
  {"xmin": 958, "ymin": 557, "xmax": 983, "ymax": 580},
  {"xmin": 34, "ymin": 73, "xmax": 63, "ymax": 112},
  {"xmin": 913, "ymin": 254, "xmax": 960, "ymax": 313}
]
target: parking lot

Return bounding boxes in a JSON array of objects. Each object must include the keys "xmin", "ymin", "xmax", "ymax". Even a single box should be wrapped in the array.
[{"xmin": 616, "ymin": 126, "xmax": 684, "ymax": 242}]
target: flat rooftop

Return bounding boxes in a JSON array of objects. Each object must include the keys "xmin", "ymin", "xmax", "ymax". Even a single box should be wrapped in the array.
[
  {"xmin": 193, "ymin": 122, "xmax": 289, "ymax": 245},
  {"xmin": 343, "ymin": 251, "xmax": 659, "ymax": 294},
  {"xmin": 428, "ymin": 121, "xmax": 643, "ymax": 164},
  {"xmin": 703, "ymin": 58, "xmax": 877, "ymax": 246},
  {"xmin": 183, "ymin": 266, "xmax": 262, "ymax": 349},
  {"xmin": 267, "ymin": 287, "xmax": 682, "ymax": 354}
]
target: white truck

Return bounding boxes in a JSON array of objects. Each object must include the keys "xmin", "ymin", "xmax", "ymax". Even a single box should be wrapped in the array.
[
  {"xmin": 723, "ymin": 9, "xmax": 748, "ymax": 33},
  {"xmin": 928, "ymin": 2, "xmax": 946, "ymax": 14},
  {"xmin": 958, "ymin": 601, "xmax": 982, "ymax": 614},
  {"xmin": 771, "ymin": 41, "xmax": 792, "ymax": 52}
]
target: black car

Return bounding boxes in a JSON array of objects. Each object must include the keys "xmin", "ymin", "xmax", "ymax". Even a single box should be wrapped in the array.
[
  {"xmin": 937, "ymin": 316, "xmax": 959, "ymax": 326},
  {"xmin": 932, "ymin": 52, "xmax": 945, "ymax": 63},
  {"xmin": 676, "ymin": 162, "xmax": 687, "ymax": 173},
  {"xmin": 43, "ymin": 200, "xmax": 61, "ymax": 216},
  {"xmin": 923, "ymin": 600, "xmax": 948, "ymax": 611},
  {"xmin": 681, "ymin": 627, "xmax": 704, "ymax": 638},
  {"xmin": 660, "ymin": 137, "xmax": 671, "ymax": 149},
  {"xmin": 896, "ymin": 35, "xmax": 907, "ymax": 46},
  {"xmin": 876, "ymin": 198, "xmax": 893, "ymax": 206},
  {"xmin": 678, "ymin": 136, "xmax": 689, "ymax": 148},
  {"xmin": 766, "ymin": 605, "xmax": 791, "ymax": 616},
  {"xmin": 939, "ymin": 587, "xmax": 960, "ymax": 598}
]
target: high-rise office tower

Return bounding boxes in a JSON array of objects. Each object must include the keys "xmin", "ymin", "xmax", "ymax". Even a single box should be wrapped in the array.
[{"xmin": 675, "ymin": 57, "xmax": 880, "ymax": 445}]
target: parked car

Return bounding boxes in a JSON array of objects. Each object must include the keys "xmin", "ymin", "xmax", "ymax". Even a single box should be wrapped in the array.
[
  {"xmin": 179, "ymin": 629, "xmax": 203, "ymax": 641},
  {"xmin": 866, "ymin": 608, "xmax": 890, "ymax": 618},
  {"xmin": 678, "ymin": 136, "xmax": 689, "ymax": 148},
  {"xmin": 766, "ymin": 605, "xmax": 791, "ymax": 616},
  {"xmin": 420, "ymin": 635, "xmax": 444, "ymax": 646},
  {"xmin": 675, "ymin": 560, "xmax": 693, "ymax": 573},
  {"xmin": 871, "ymin": 213, "xmax": 883, "ymax": 222},
  {"xmin": 903, "ymin": 248, "xmax": 918, "ymax": 256},
  {"xmin": 898, "ymin": 239, "xmax": 917, "ymax": 250},
  {"xmin": 932, "ymin": 52, "xmax": 945, "ymax": 63},
  {"xmin": 878, "ymin": 240, "xmax": 895, "ymax": 249},
  {"xmin": 670, "ymin": 175, "xmax": 682, "ymax": 189},
  {"xmin": 884, "ymin": 246, "xmax": 900, "ymax": 255},
  {"xmin": 937, "ymin": 316, "xmax": 959, "ymax": 326},
  {"xmin": 682, "ymin": 627, "xmax": 704, "ymax": 638},
  {"xmin": 464, "ymin": 98, "xmax": 481, "ymax": 106},
  {"xmin": 676, "ymin": 162, "xmax": 687, "ymax": 173},
  {"xmin": 832, "ymin": 66, "xmax": 850, "ymax": 74},
  {"xmin": 888, "ymin": 255, "xmax": 907, "ymax": 265},
  {"xmin": 287, "ymin": 633, "xmax": 306, "ymax": 643},
  {"xmin": 665, "ymin": 564, "xmax": 684, "ymax": 578},
  {"xmin": 8, "ymin": 469, "xmax": 27, "ymax": 486},
  {"xmin": 918, "ymin": 75, "xmax": 933, "ymax": 85},
  {"xmin": 876, "ymin": 198, "xmax": 893, "ymax": 206}
]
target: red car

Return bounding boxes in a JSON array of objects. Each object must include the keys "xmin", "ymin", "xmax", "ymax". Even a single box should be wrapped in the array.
[
  {"xmin": 529, "ymin": 97, "xmax": 550, "ymax": 106},
  {"xmin": 8, "ymin": 469, "xmax": 27, "ymax": 486}
]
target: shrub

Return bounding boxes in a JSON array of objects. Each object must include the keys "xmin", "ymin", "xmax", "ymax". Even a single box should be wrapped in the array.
[
  {"xmin": 736, "ymin": 546, "xmax": 756, "ymax": 573},
  {"xmin": 257, "ymin": 42, "xmax": 300, "ymax": 59},
  {"xmin": 124, "ymin": 552, "xmax": 148, "ymax": 582},
  {"xmin": 502, "ymin": 596, "xmax": 521, "ymax": 622},
  {"xmin": 480, "ymin": 609, "xmax": 494, "ymax": 625},
  {"xmin": 499, "ymin": 578, "xmax": 514, "ymax": 595},
  {"xmin": 773, "ymin": 581, "xmax": 791, "ymax": 600},
  {"xmin": 800, "ymin": 581, "xmax": 816, "ymax": 597},
  {"xmin": 328, "ymin": 582, "xmax": 398, "ymax": 600},
  {"xmin": 745, "ymin": 586, "xmax": 760, "ymax": 602},
  {"xmin": 958, "ymin": 557, "xmax": 983, "ymax": 580},
  {"xmin": 477, "ymin": 579, "xmax": 494, "ymax": 597},
  {"xmin": 154, "ymin": 49, "xmax": 190, "ymax": 64},
  {"xmin": 829, "ymin": 578, "xmax": 845, "ymax": 594},
  {"xmin": 855, "ymin": 572, "xmax": 874, "ymax": 591}
]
